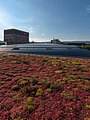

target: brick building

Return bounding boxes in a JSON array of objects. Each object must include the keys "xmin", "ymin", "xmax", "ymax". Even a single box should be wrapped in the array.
[{"xmin": 4, "ymin": 29, "xmax": 29, "ymax": 45}]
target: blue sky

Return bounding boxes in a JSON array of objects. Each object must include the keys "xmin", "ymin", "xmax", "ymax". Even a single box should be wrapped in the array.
[{"xmin": 0, "ymin": 0, "xmax": 90, "ymax": 42}]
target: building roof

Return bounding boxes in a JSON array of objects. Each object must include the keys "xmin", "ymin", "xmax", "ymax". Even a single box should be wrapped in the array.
[{"xmin": 4, "ymin": 28, "xmax": 29, "ymax": 33}]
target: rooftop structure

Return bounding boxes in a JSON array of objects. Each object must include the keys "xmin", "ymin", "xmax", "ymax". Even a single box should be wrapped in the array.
[{"xmin": 51, "ymin": 38, "xmax": 60, "ymax": 44}]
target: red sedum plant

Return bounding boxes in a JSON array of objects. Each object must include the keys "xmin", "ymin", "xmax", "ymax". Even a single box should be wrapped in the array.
[{"xmin": 0, "ymin": 53, "xmax": 90, "ymax": 120}]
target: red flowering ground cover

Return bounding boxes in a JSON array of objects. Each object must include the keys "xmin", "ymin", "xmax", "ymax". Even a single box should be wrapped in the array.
[{"xmin": 0, "ymin": 53, "xmax": 90, "ymax": 120}]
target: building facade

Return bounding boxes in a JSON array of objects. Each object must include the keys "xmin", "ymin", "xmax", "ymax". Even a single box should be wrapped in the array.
[{"xmin": 4, "ymin": 29, "xmax": 29, "ymax": 44}]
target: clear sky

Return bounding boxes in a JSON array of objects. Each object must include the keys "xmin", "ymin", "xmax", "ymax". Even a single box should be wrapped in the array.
[{"xmin": 0, "ymin": 0, "xmax": 90, "ymax": 42}]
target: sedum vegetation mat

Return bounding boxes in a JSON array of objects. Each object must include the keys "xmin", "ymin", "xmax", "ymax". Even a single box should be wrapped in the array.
[{"xmin": 0, "ymin": 53, "xmax": 90, "ymax": 120}]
